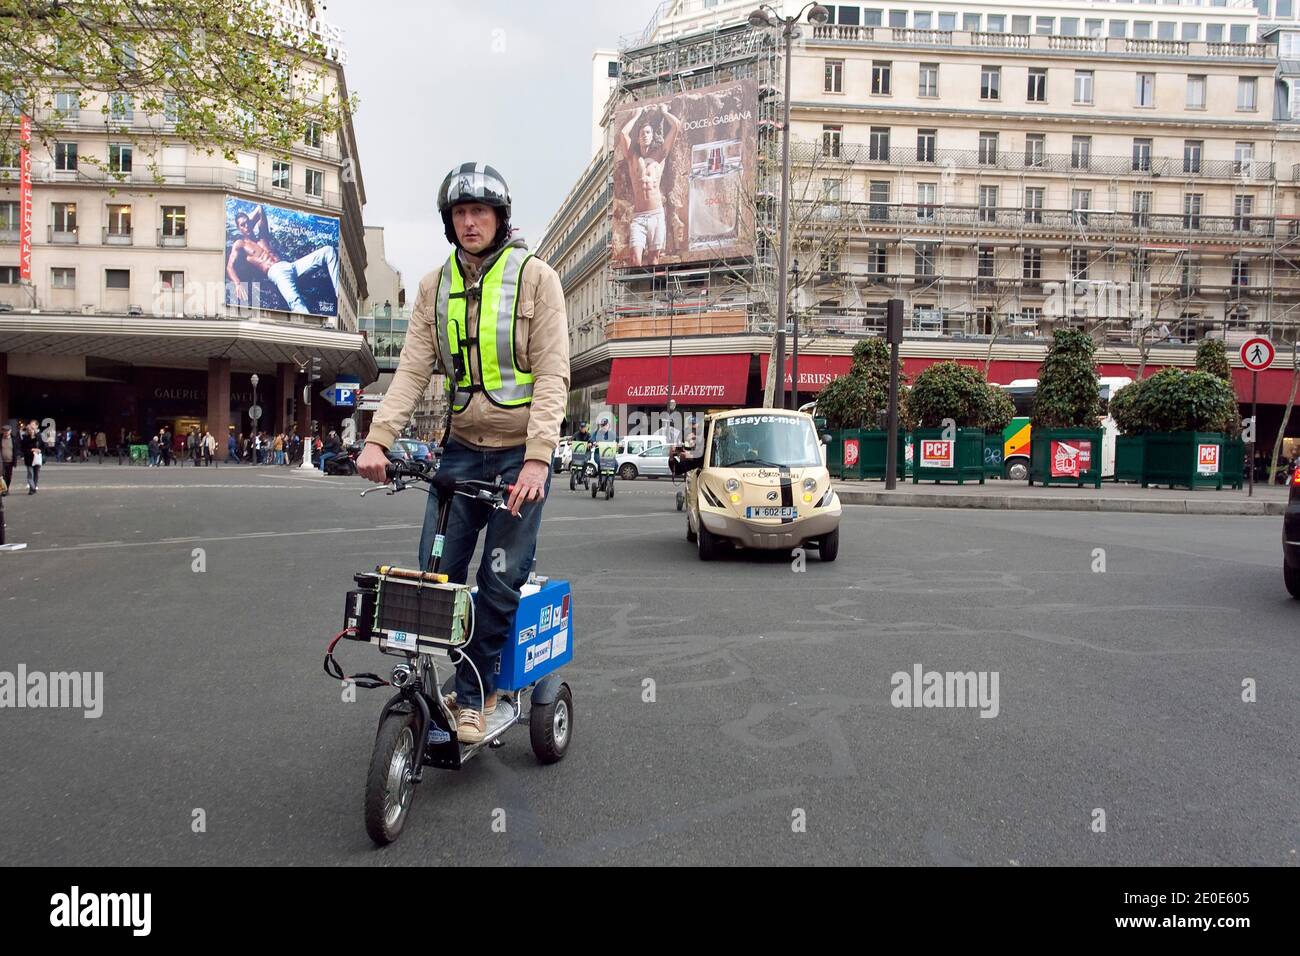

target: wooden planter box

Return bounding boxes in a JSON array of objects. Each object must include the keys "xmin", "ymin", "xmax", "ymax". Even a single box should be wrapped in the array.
[
  {"xmin": 1029, "ymin": 428, "xmax": 1103, "ymax": 488},
  {"xmin": 983, "ymin": 433, "xmax": 1005, "ymax": 479},
  {"xmin": 1221, "ymin": 436, "xmax": 1245, "ymax": 490},
  {"xmin": 1114, "ymin": 435, "xmax": 1145, "ymax": 483},
  {"xmin": 911, "ymin": 428, "xmax": 986, "ymax": 484},
  {"xmin": 827, "ymin": 429, "xmax": 905, "ymax": 480},
  {"xmin": 1141, "ymin": 432, "xmax": 1224, "ymax": 490}
]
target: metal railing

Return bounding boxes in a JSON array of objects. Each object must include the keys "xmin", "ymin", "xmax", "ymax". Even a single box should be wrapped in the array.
[
  {"xmin": 792, "ymin": 309, "xmax": 1286, "ymax": 343},
  {"xmin": 47, "ymin": 225, "xmax": 78, "ymax": 244},
  {"xmin": 28, "ymin": 160, "xmax": 343, "ymax": 209},
  {"xmin": 102, "ymin": 226, "xmax": 133, "ymax": 245},
  {"xmin": 559, "ymin": 237, "xmax": 610, "ymax": 292},
  {"xmin": 792, "ymin": 199, "xmax": 1280, "ymax": 240},
  {"xmin": 157, "ymin": 229, "xmax": 187, "ymax": 247},
  {"xmin": 27, "ymin": 107, "xmax": 344, "ymax": 161},
  {"xmin": 806, "ymin": 27, "xmax": 1274, "ymax": 59},
  {"xmin": 548, "ymin": 185, "xmax": 613, "ymax": 266},
  {"xmin": 803, "ymin": 142, "xmax": 1275, "ymax": 181}
]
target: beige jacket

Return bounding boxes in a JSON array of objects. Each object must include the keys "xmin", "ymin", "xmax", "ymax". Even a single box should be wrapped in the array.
[{"xmin": 367, "ymin": 240, "xmax": 570, "ymax": 463}]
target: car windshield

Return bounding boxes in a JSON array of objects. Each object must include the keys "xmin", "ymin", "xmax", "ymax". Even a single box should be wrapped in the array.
[{"xmin": 710, "ymin": 414, "xmax": 821, "ymax": 468}]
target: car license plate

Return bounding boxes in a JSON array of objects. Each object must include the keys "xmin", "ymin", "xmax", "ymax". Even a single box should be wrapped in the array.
[{"xmin": 746, "ymin": 506, "xmax": 796, "ymax": 519}]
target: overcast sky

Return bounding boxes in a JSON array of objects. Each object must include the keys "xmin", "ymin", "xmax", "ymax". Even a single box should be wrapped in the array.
[{"xmin": 326, "ymin": 0, "xmax": 664, "ymax": 294}]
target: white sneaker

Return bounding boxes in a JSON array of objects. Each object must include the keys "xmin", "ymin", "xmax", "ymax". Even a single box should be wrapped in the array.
[{"xmin": 456, "ymin": 708, "xmax": 486, "ymax": 744}]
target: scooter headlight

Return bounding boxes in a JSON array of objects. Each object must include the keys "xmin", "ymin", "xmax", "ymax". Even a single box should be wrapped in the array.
[{"xmin": 725, "ymin": 478, "xmax": 740, "ymax": 493}]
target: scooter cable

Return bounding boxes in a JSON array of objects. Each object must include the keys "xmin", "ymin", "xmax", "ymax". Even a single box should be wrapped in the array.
[
  {"xmin": 448, "ymin": 592, "xmax": 487, "ymax": 715},
  {"xmin": 323, "ymin": 629, "xmax": 391, "ymax": 689}
]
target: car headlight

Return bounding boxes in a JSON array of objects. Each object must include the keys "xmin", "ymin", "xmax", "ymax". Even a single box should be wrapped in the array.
[
  {"xmin": 725, "ymin": 478, "xmax": 740, "ymax": 493},
  {"xmin": 802, "ymin": 477, "xmax": 816, "ymax": 492}
]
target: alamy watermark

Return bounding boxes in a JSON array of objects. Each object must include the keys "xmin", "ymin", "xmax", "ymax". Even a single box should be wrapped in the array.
[
  {"xmin": 890, "ymin": 663, "xmax": 999, "ymax": 718},
  {"xmin": 1044, "ymin": 280, "xmax": 1152, "ymax": 324},
  {"xmin": 0, "ymin": 665, "xmax": 103, "ymax": 718}
]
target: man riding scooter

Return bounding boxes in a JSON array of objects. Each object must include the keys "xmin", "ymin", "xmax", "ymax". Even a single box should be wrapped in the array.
[{"xmin": 356, "ymin": 162, "xmax": 571, "ymax": 743}]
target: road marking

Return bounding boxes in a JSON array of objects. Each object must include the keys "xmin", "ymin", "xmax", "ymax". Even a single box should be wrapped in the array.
[
  {"xmin": 8, "ymin": 512, "xmax": 682, "ymax": 555},
  {"xmin": 28, "ymin": 484, "xmax": 312, "ymax": 491}
]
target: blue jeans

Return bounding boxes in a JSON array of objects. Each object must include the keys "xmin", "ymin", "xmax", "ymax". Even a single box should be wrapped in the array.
[{"xmin": 418, "ymin": 439, "xmax": 549, "ymax": 711}]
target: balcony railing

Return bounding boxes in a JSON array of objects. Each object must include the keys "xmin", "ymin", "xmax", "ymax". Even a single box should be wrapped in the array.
[
  {"xmin": 1048, "ymin": 35, "xmax": 1104, "ymax": 52},
  {"xmin": 47, "ymin": 225, "xmax": 78, "ymax": 244},
  {"xmin": 102, "ymin": 226, "xmax": 133, "ymax": 245},
  {"xmin": 157, "ymin": 229, "xmax": 187, "ymax": 247},
  {"xmin": 801, "ymin": 142, "xmax": 1275, "ymax": 181},
  {"xmin": 27, "ymin": 160, "xmax": 343, "ymax": 209},
  {"xmin": 806, "ymin": 27, "xmax": 1275, "ymax": 59},
  {"xmin": 1125, "ymin": 38, "xmax": 1189, "ymax": 56},
  {"xmin": 26, "ymin": 107, "xmax": 344, "ymax": 161},
  {"xmin": 792, "ymin": 309, "xmax": 1282, "ymax": 344},
  {"xmin": 559, "ymin": 238, "xmax": 610, "ymax": 292},
  {"xmin": 972, "ymin": 31, "xmax": 1030, "ymax": 49},
  {"xmin": 792, "ymin": 199, "xmax": 1280, "ymax": 240},
  {"xmin": 0, "ymin": 228, "xmax": 17, "ymax": 244}
]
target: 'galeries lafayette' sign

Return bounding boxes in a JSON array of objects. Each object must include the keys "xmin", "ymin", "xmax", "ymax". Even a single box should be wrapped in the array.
[{"xmin": 624, "ymin": 384, "xmax": 729, "ymax": 398}]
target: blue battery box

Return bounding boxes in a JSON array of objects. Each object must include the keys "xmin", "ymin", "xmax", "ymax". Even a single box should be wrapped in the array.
[{"xmin": 492, "ymin": 579, "xmax": 573, "ymax": 692}]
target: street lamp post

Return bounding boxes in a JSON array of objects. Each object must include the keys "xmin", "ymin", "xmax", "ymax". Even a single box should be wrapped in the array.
[
  {"xmin": 666, "ymin": 271, "xmax": 675, "ymax": 428},
  {"xmin": 790, "ymin": 258, "xmax": 800, "ymax": 410},
  {"xmin": 750, "ymin": 2, "xmax": 829, "ymax": 410}
]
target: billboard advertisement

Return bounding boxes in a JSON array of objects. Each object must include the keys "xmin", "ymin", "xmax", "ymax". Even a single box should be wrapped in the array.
[
  {"xmin": 224, "ymin": 197, "xmax": 340, "ymax": 316},
  {"xmin": 611, "ymin": 78, "xmax": 757, "ymax": 269}
]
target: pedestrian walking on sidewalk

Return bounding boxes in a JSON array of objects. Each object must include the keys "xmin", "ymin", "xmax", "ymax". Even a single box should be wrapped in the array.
[
  {"xmin": 20, "ymin": 420, "xmax": 42, "ymax": 493},
  {"xmin": 1, "ymin": 424, "xmax": 14, "ymax": 494}
]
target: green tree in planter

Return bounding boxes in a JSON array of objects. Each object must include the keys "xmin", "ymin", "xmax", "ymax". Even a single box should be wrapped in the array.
[
  {"xmin": 905, "ymin": 361, "xmax": 1006, "ymax": 428},
  {"xmin": 1109, "ymin": 367, "xmax": 1238, "ymax": 433},
  {"xmin": 817, "ymin": 337, "xmax": 896, "ymax": 429},
  {"xmin": 1195, "ymin": 339, "xmax": 1233, "ymax": 381},
  {"xmin": 1032, "ymin": 330, "xmax": 1101, "ymax": 428},
  {"xmin": 1108, "ymin": 376, "xmax": 1147, "ymax": 434},
  {"xmin": 983, "ymin": 386, "xmax": 1015, "ymax": 434}
]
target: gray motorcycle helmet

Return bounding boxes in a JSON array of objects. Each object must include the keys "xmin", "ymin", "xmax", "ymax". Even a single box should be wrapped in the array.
[{"xmin": 437, "ymin": 162, "xmax": 512, "ymax": 250}]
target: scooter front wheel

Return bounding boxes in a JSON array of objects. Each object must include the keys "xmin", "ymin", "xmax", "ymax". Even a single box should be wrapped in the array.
[{"xmin": 364, "ymin": 711, "xmax": 419, "ymax": 846}]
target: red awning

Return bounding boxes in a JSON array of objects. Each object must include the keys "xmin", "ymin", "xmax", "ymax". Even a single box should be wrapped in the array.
[
  {"xmin": 607, "ymin": 354, "xmax": 751, "ymax": 406},
  {"xmin": 758, "ymin": 354, "xmax": 854, "ymax": 393}
]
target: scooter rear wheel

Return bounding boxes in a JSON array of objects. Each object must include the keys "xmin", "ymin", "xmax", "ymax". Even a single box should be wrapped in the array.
[
  {"xmin": 530, "ymin": 684, "xmax": 573, "ymax": 764},
  {"xmin": 364, "ymin": 711, "xmax": 419, "ymax": 846}
]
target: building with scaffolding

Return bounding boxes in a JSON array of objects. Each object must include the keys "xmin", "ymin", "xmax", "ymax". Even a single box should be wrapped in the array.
[{"xmin": 539, "ymin": 0, "xmax": 1300, "ymax": 457}]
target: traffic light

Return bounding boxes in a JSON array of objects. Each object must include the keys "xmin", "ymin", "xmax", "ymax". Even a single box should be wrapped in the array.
[{"xmin": 310, "ymin": 357, "xmax": 322, "ymax": 382}]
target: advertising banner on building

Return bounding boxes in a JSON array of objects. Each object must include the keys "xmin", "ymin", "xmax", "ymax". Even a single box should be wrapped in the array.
[
  {"xmin": 224, "ymin": 197, "xmax": 340, "ymax": 316},
  {"xmin": 19, "ymin": 114, "xmax": 32, "ymax": 280},
  {"xmin": 611, "ymin": 78, "xmax": 757, "ymax": 269}
]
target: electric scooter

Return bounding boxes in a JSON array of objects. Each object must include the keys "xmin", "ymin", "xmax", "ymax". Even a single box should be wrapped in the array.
[
  {"xmin": 324, "ymin": 459, "xmax": 574, "ymax": 846},
  {"xmin": 589, "ymin": 456, "xmax": 615, "ymax": 500}
]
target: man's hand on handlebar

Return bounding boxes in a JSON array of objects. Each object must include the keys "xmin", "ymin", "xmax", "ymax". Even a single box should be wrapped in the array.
[
  {"xmin": 357, "ymin": 441, "xmax": 391, "ymax": 484},
  {"xmin": 507, "ymin": 459, "xmax": 549, "ymax": 516}
]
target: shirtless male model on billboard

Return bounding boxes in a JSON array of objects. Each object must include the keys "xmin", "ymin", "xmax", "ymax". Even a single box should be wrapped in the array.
[
  {"xmin": 617, "ymin": 103, "xmax": 681, "ymax": 266},
  {"xmin": 226, "ymin": 204, "xmax": 340, "ymax": 315}
]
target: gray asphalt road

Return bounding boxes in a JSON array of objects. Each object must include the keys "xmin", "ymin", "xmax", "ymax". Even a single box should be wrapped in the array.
[{"xmin": 2, "ymin": 464, "xmax": 1296, "ymax": 866}]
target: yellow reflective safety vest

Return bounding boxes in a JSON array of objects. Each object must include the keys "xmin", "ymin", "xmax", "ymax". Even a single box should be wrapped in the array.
[{"xmin": 434, "ymin": 246, "xmax": 535, "ymax": 411}]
